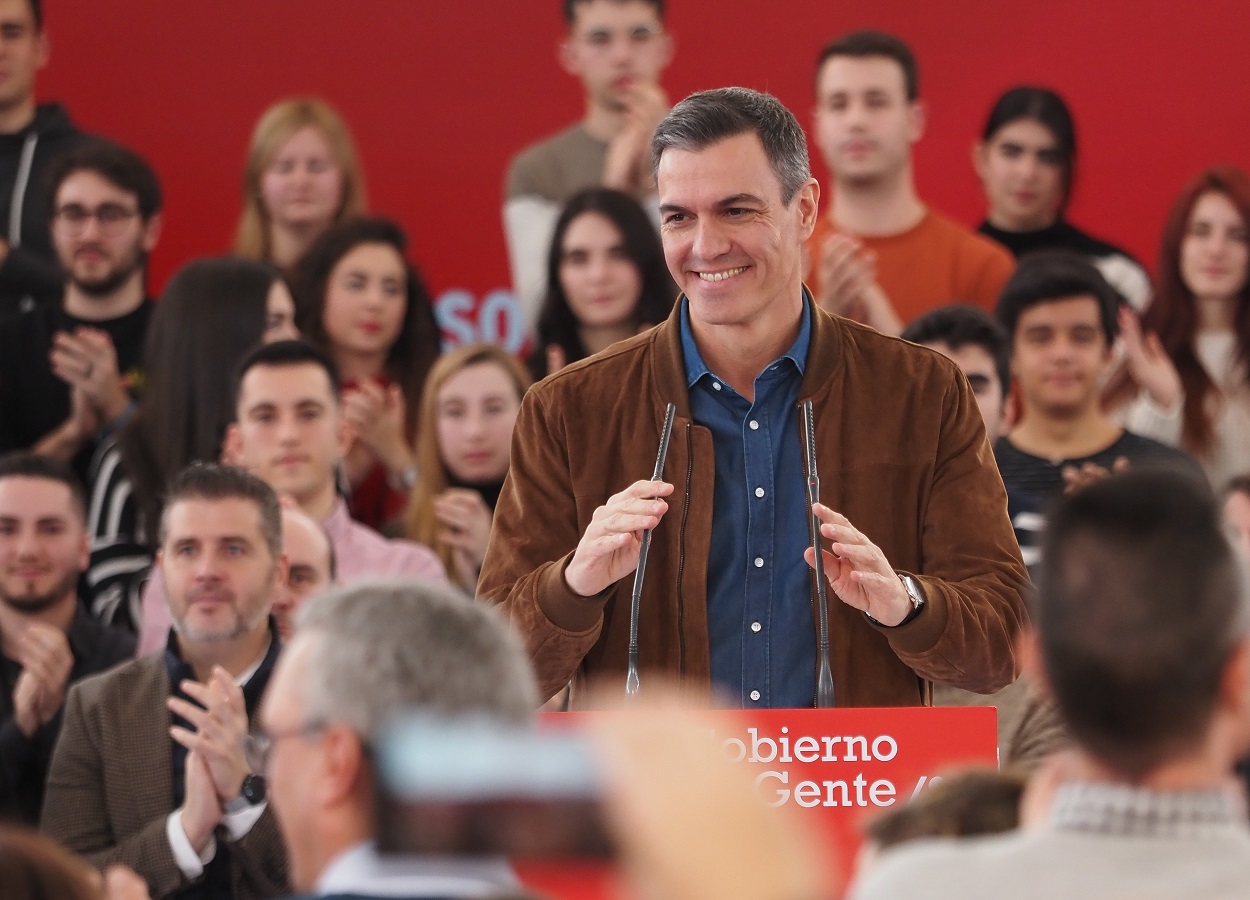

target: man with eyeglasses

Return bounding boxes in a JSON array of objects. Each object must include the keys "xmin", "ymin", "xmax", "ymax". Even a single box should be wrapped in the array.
[
  {"xmin": 504, "ymin": 0, "xmax": 674, "ymax": 333},
  {"xmin": 0, "ymin": 141, "xmax": 161, "ymax": 480},
  {"xmin": 257, "ymin": 578, "xmax": 536, "ymax": 898},
  {"xmin": 43, "ymin": 463, "xmax": 289, "ymax": 899}
]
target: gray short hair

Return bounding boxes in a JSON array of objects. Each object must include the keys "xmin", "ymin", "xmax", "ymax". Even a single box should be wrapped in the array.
[
  {"xmin": 295, "ymin": 579, "xmax": 538, "ymax": 740},
  {"xmin": 651, "ymin": 87, "xmax": 811, "ymax": 204}
]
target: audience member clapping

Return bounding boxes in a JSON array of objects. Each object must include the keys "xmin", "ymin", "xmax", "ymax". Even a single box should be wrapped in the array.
[
  {"xmin": 973, "ymin": 86, "xmax": 1151, "ymax": 308},
  {"xmin": 0, "ymin": 453, "xmax": 133, "ymax": 825},
  {"xmin": 43, "ymin": 464, "xmax": 289, "ymax": 899},
  {"xmin": 293, "ymin": 217, "xmax": 442, "ymax": 530},
  {"xmin": 0, "ymin": 143, "xmax": 161, "ymax": 476},
  {"xmin": 404, "ymin": 344, "xmax": 530, "ymax": 594},
  {"xmin": 993, "ymin": 250, "xmax": 1199, "ymax": 503},
  {"xmin": 233, "ymin": 98, "xmax": 367, "ymax": 273},
  {"xmin": 1128, "ymin": 166, "xmax": 1250, "ymax": 488},
  {"xmin": 527, "ymin": 188, "xmax": 675, "ymax": 380},
  {"xmin": 805, "ymin": 30, "xmax": 1014, "ymax": 331}
]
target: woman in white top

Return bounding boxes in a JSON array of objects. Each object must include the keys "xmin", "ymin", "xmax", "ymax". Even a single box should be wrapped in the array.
[{"xmin": 1137, "ymin": 166, "xmax": 1250, "ymax": 487}]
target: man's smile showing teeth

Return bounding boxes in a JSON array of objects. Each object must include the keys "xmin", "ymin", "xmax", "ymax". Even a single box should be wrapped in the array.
[{"xmin": 697, "ymin": 266, "xmax": 747, "ymax": 282}]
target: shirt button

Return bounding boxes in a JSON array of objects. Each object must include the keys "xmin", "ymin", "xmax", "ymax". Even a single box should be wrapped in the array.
[
  {"xmin": 712, "ymin": 381, "xmax": 722, "ymax": 391},
  {"xmin": 749, "ymin": 420, "xmax": 759, "ymax": 430},
  {"xmin": 751, "ymin": 621, "xmax": 762, "ymax": 633},
  {"xmin": 749, "ymin": 690, "xmax": 761, "ymax": 702},
  {"xmin": 754, "ymin": 557, "xmax": 764, "ymax": 568},
  {"xmin": 754, "ymin": 487, "xmax": 765, "ymax": 498}
]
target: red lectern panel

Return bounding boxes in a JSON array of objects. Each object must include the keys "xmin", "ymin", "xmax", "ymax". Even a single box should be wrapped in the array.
[{"xmin": 516, "ymin": 706, "xmax": 998, "ymax": 899}]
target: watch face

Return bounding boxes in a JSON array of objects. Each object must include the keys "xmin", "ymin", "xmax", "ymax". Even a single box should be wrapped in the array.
[{"xmin": 241, "ymin": 774, "xmax": 267, "ymax": 805}]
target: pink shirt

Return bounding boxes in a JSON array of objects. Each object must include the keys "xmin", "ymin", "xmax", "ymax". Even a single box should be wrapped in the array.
[{"xmin": 135, "ymin": 499, "xmax": 448, "ymax": 655}]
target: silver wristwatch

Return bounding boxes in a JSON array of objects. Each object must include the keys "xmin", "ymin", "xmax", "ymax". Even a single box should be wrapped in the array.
[{"xmin": 866, "ymin": 574, "xmax": 926, "ymax": 628}]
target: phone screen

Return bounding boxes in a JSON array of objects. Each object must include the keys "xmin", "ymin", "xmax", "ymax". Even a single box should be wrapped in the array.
[{"xmin": 374, "ymin": 716, "xmax": 615, "ymax": 859}]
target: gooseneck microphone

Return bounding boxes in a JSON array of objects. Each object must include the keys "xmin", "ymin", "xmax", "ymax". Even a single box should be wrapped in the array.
[
  {"xmin": 625, "ymin": 402, "xmax": 677, "ymax": 699},
  {"xmin": 802, "ymin": 399, "xmax": 836, "ymax": 709}
]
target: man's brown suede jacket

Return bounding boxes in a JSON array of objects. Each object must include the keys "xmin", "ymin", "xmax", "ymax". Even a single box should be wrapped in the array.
[{"xmin": 479, "ymin": 302, "xmax": 1029, "ymax": 706}]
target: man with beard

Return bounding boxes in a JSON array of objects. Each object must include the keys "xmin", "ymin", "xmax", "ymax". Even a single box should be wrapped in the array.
[
  {"xmin": 0, "ymin": 141, "xmax": 161, "ymax": 476},
  {"xmin": 0, "ymin": 452, "xmax": 133, "ymax": 825},
  {"xmin": 43, "ymin": 464, "xmax": 289, "ymax": 899}
]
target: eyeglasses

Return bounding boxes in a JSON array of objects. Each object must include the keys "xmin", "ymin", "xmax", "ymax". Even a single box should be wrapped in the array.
[
  {"xmin": 244, "ymin": 721, "xmax": 326, "ymax": 771},
  {"xmin": 52, "ymin": 203, "xmax": 141, "ymax": 236},
  {"xmin": 576, "ymin": 24, "xmax": 664, "ymax": 53}
]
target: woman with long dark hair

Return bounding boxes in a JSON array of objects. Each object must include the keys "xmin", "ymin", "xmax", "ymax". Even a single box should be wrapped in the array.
[
  {"xmin": 974, "ymin": 86, "xmax": 1150, "ymax": 309},
  {"xmin": 87, "ymin": 257, "xmax": 296, "ymax": 631},
  {"xmin": 527, "ymin": 187, "xmax": 675, "ymax": 380},
  {"xmin": 293, "ymin": 216, "xmax": 442, "ymax": 529},
  {"xmin": 1135, "ymin": 166, "xmax": 1250, "ymax": 485}
]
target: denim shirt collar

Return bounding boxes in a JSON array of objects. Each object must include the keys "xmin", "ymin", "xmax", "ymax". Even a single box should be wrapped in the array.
[{"xmin": 679, "ymin": 291, "xmax": 812, "ymax": 389}]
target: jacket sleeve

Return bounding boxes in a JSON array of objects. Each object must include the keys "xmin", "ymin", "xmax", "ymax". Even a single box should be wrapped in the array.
[
  {"xmin": 231, "ymin": 805, "xmax": 289, "ymax": 896},
  {"xmin": 41, "ymin": 683, "xmax": 187, "ymax": 898},
  {"xmin": 0, "ymin": 244, "xmax": 65, "ymax": 303},
  {"xmin": 874, "ymin": 370, "xmax": 1031, "ymax": 693},
  {"xmin": 478, "ymin": 385, "xmax": 605, "ymax": 702}
]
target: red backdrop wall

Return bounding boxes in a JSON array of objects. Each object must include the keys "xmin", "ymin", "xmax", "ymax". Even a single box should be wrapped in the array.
[{"xmin": 40, "ymin": 0, "xmax": 1250, "ymax": 348}]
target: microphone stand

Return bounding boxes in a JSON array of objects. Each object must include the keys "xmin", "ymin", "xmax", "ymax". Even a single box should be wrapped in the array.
[
  {"xmin": 802, "ymin": 399, "xmax": 836, "ymax": 708},
  {"xmin": 625, "ymin": 402, "xmax": 677, "ymax": 699}
]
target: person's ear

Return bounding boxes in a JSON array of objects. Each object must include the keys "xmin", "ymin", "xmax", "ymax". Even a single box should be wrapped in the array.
[
  {"xmin": 35, "ymin": 30, "xmax": 50, "ymax": 71},
  {"xmin": 336, "ymin": 410, "xmax": 355, "ymax": 459},
  {"xmin": 274, "ymin": 551, "xmax": 290, "ymax": 591},
  {"xmin": 223, "ymin": 423, "xmax": 243, "ymax": 466},
  {"xmin": 75, "ymin": 525, "xmax": 90, "ymax": 573},
  {"xmin": 972, "ymin": 141, "xmax": 989, "ymax": 185},
  {"xmin": 558, "ymin": 37, "xmax": 580, "ymax": 78},
  {"xmin": 908, "ymin": 99, "xmax": 927, "ymax": 144},
  {"xmin": 656, "ymin": 30, "xmax": 675, "ymax": 71},
  {"xmin": 140, "ymin": 212, "xmax": 164, "ymax": 253},
  {"xmin": 318, "ymin": 725, "xmax": 369, "ymax": 806},
  {"xmin": 795, "ymin": 179, "xmax": 821, "ymax": 242}
]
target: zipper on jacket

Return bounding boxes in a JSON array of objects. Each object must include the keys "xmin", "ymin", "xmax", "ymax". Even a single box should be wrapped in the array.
[
  {"xmin": 676, "ymin": 421, "xmax": 693, "ymax": 679},
  {"xmin": 9, "ymin": 132, "xmax": 38, "ymax": 245}
]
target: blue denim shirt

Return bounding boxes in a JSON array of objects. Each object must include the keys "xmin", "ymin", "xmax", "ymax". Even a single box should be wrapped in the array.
[{"xmin": 680, "ymin": 295, "xmax": 817, "ymax": 707}]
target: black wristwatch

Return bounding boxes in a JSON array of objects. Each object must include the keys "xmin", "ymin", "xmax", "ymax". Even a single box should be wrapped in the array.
[{"xmin": 223, "ymin": 774, "xmax": 266, "ymax": 814}]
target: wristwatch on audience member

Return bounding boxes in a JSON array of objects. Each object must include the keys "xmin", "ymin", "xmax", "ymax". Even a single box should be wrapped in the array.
[
  {"xmin": 866, "ymin": 574, "xmax": 927, "ymax": 628},
  {"xmin": 223, "ymin": 774, "xmax": 267, "ymax": 814}
]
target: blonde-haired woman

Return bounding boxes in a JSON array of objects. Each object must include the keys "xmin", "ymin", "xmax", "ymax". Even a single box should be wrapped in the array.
[
  {"xmin": 234, "ymin": 97, "xmax": 367, "ymax": 270},
  {"xmin": 404, "ymin": 344, "xmax": 531, "ymax": 593}
]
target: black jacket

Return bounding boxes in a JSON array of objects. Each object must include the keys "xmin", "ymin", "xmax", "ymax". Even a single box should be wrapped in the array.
[
  {"xmin": 0, "ymin": 103, "xmax": 99, "ymax": 323},
  {"xmin": 0, "ymin": 605, "xmax": 134, "ymax": 825}
]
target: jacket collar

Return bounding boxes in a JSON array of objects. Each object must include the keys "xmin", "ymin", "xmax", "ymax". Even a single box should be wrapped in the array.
[{"xmin": 649, "ymin": 287, "xmax": 847, "ymax": 423}]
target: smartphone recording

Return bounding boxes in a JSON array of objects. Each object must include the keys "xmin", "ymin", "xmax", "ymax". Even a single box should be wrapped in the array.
[{"xmin": 374, "ymin": 716, "xmax": 615, "ymax": 859}]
